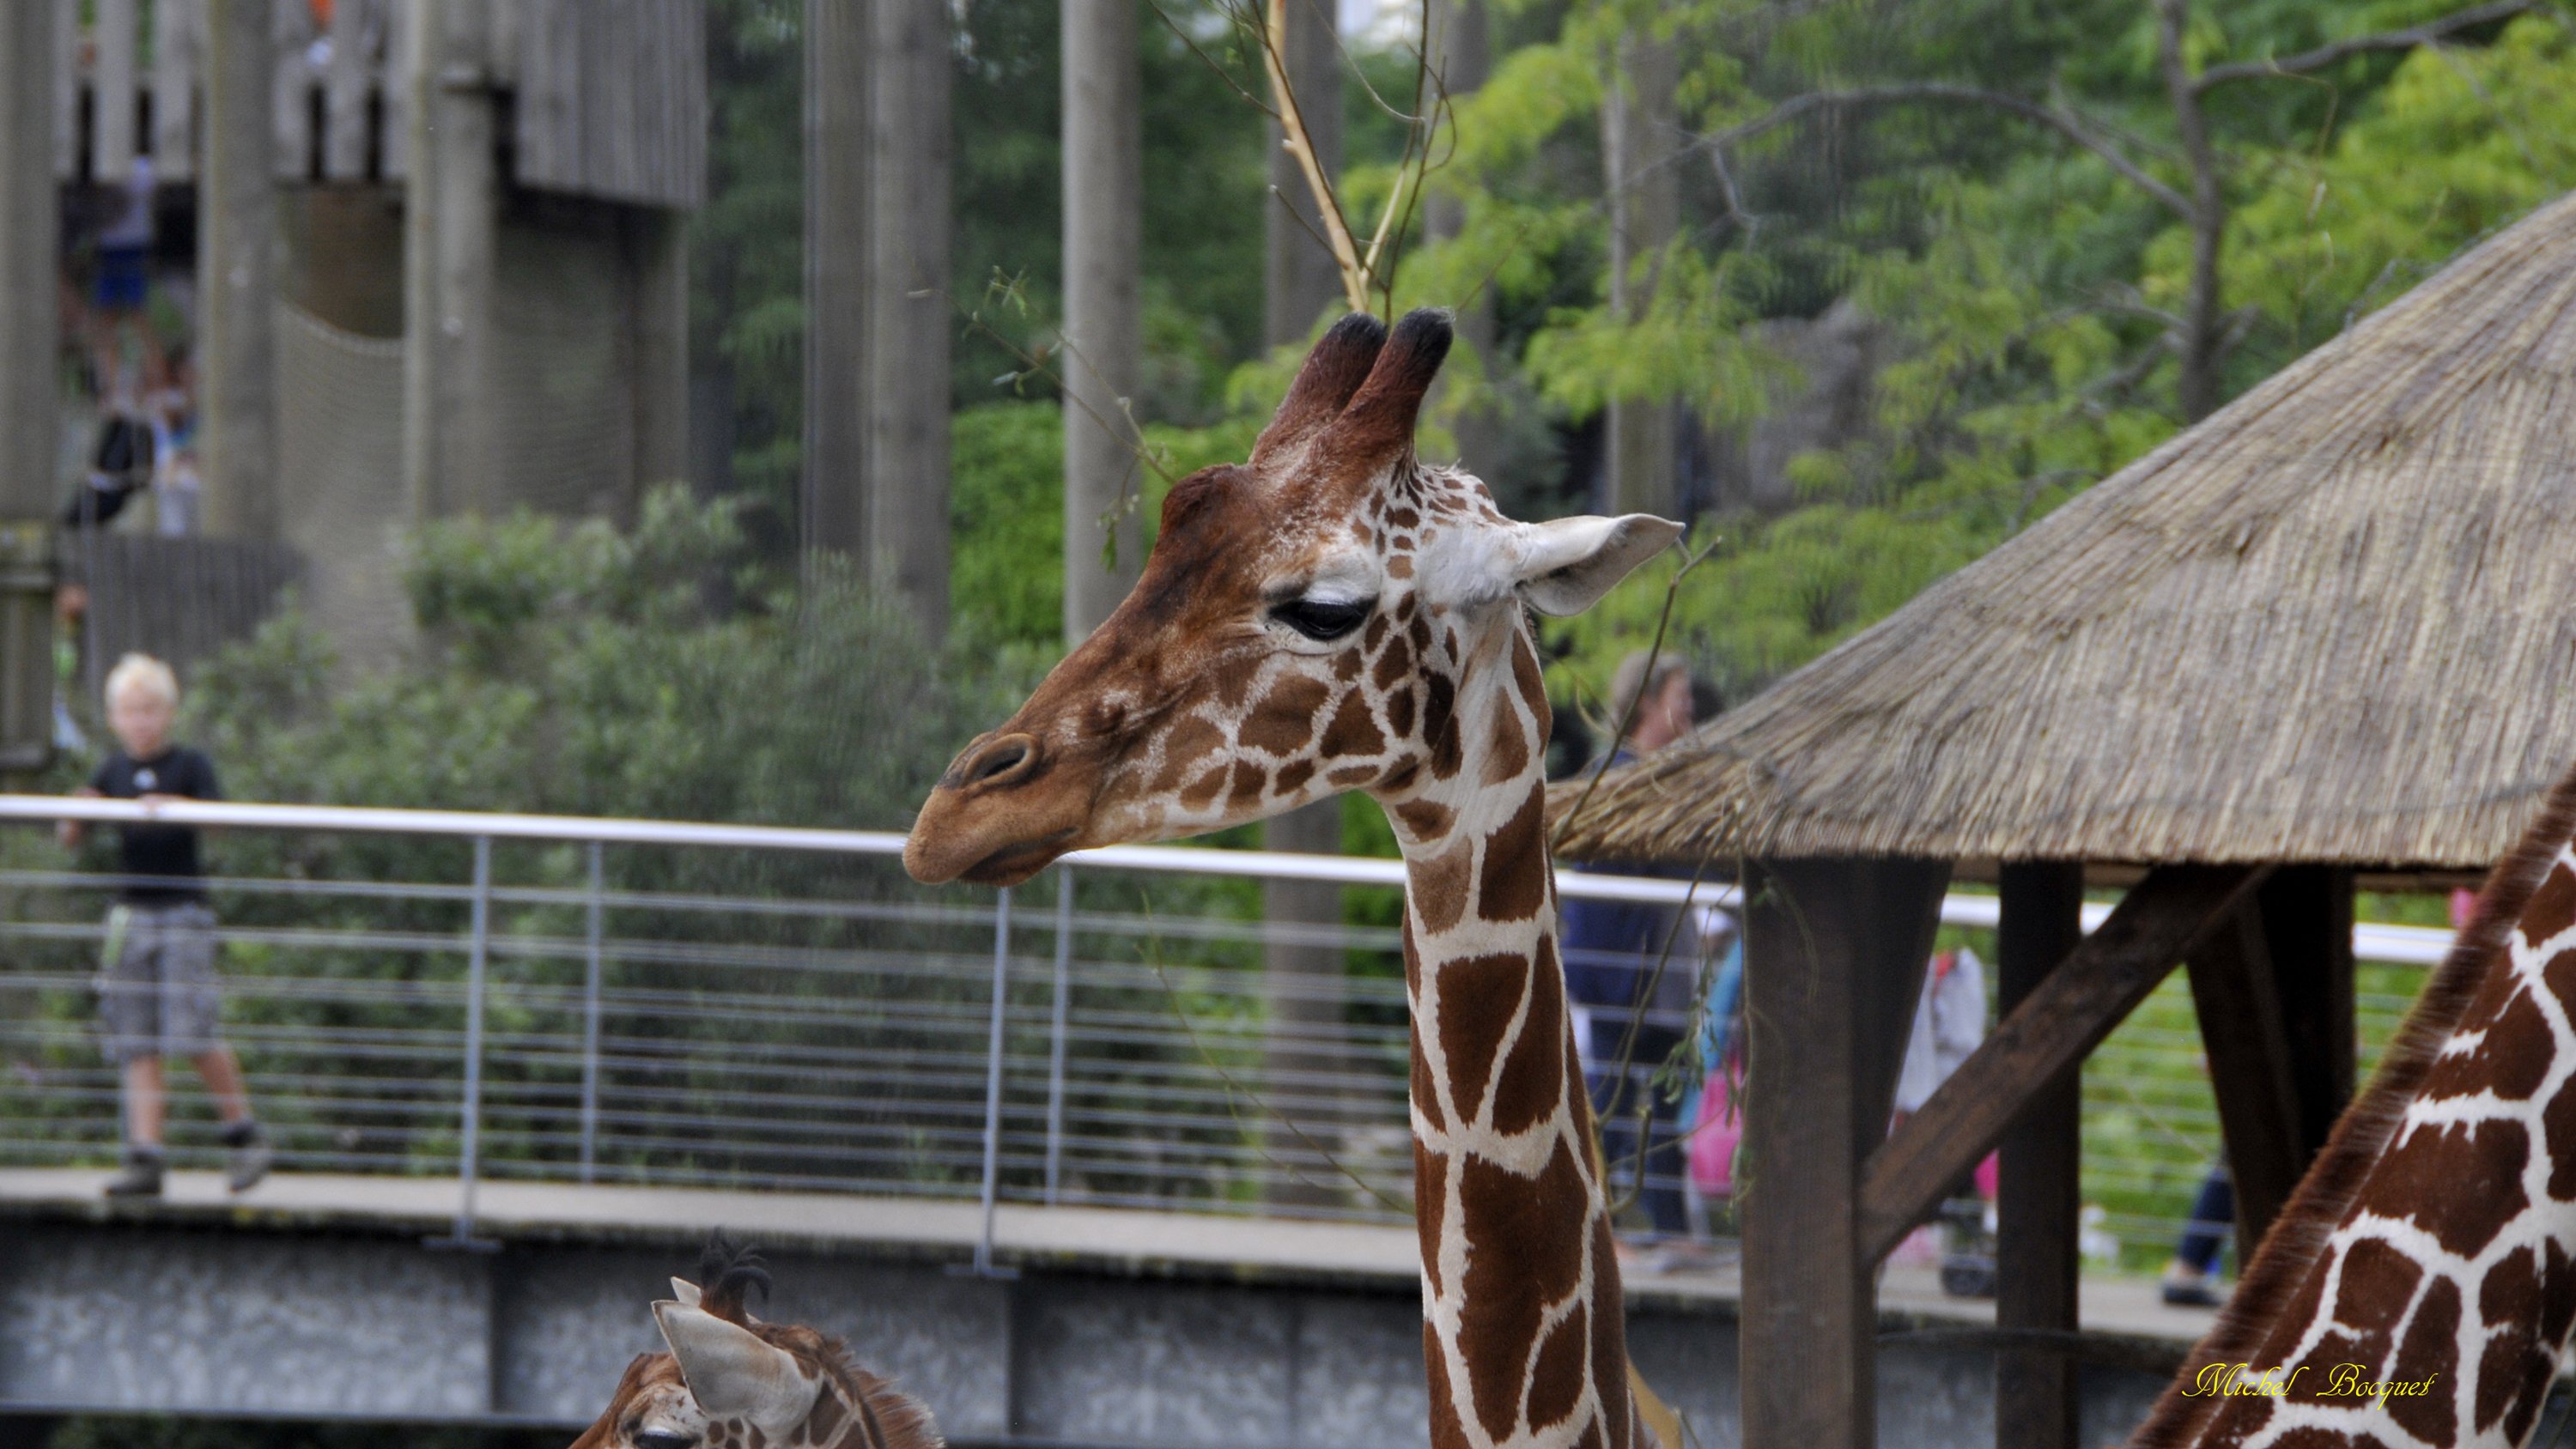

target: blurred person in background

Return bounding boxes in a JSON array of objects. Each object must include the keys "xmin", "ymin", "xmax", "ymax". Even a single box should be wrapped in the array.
[
  {"xmin": 58, "ymin": 654, "xmax": 270, "ymax": 1198},
  {"xmin": 1561, "ymin": 650, "xmax": 1709, "ymax": 1268}
]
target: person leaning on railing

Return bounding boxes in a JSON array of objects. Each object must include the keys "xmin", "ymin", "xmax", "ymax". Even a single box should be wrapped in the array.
[{"xmin": 57, "ymin": 652, "xmax": 271, "ymax": 1198}]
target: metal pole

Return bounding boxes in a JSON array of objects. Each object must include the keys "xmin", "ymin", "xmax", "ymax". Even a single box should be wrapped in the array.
[
  {"xmin": 440, "ymin": 834, "xmax": 495, "ymax": 1248},
  {"xmin": 1045, "ymin": 867, "xmax": 1073, "ymax": 1204},
  {"xmin": 975, "ymin": 885, "xmax": 1012, "ymax": 1276},
  {"xmin": 579, "ymin": 840, "xmax": 603, "ymax": 1185}
]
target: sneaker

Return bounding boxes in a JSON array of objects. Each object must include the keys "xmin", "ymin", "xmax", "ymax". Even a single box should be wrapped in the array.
[
  {"xmin": 224, "ymin": 1125, "xmax": 274, "ymax": 1193},
  {"xmin": 104, "ymin": 1149, "xmax": 164, "ymax": 1198},
  {"xmin": 2161, "ymin": 1276, "xmax": 2222, "ymax": 1308}
]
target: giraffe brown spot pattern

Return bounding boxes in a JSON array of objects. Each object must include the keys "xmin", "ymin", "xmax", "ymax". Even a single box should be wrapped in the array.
[
  {"xmin": 2387, "ymin": 1275, "xmax": 2460, "ymax": 1445},
  {"xmin": 1394, "ymin": 797, "xmax": 1454, "ymax": 841},
  {"xmin": 1487, "ymin": 938, "xmax": 1565, "ymax": 1137},
  {"xmin": 1375, "ymin": 635, "xmax": 1414, "ymax": 691},
  {"xmin": 2423, "ymin": 983, "xmax": 2555, "ymax": 1102},
  {"xmin": 1433, "ymin": 952, "xmax": 1530, "ymax": 1125},
  {"xmin": 1320, "ymin": 692, "xmax": 1387, "ymax": 759},
  {"xmin": 1478, "ymin": 788, "xmax": 1549, "ymax": 924},
  {"xmin": 1485, "ymin": 700, "xmax": 1530, "ymax": 785},
  {"xmin": 1524, "ymin": 1304, "xmax": 1589, "ymax": 1432},
  {"xmin": 1273, "ymin": 758, "xmax": 1316, "ymax": 796},
  {"xmin": 1240, "ymin": 676, "xmax": 1332, "ymax": 755},
  {"xmin": 1416, "ymin": 840, "xmax": 1472, "ymax": 935},
  {"xmin": 2476, "ymin": 1245, "xmax": 2545, "ymax": 1435},
  {"xmin": 1227, "ymin": 759, "xmax": 1269, "ymax": 809},
  {"xmin": 1455, "ymin": 1137, "xmax": 1591, "ymax": 1440},
  {"xmin": 1387, "ymin": 684, "xmax": 1418, "ymax": 741},
  {"xmin": 2525, "ymin": 861, "xmax": 2576, "ymax": 945},
  {"xmin": 2395, "ymin": 1118, "xmax": 2530, "ymax": 1257}
]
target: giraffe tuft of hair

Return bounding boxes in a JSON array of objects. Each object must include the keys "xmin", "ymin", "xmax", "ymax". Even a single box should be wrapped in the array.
[{"xmin": 696, "ymin": 1232, "xmax": 772, "ymax": 1325}]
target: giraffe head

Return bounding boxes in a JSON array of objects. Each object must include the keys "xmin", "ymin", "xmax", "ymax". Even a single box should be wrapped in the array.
[
  {"xmin": 905, "ymin": 309, "xmax": 1680, "ymax": 886},
  {"xmin": 568, "ymin": 1246, "xmax": 942, "ymax": 1449}
]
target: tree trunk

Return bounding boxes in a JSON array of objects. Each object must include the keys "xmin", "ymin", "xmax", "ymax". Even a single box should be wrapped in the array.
[
  {"xmin": 1424, "ymin": 0, "xmax": 1499, "ymax": 476},
  {"xmin": 1601, "ymin": 31, "xmax": 1679, "ymax": 518},
  {"xmin": 1060, "ymin": 0, "xmax": 1144, "ymax": 643},
  {"xmin": 865, "ymin": 0, "xmax": 953, "ymax": 643},
  {"xmin": 1261, "ymin": 0, "xmax": 1347, "ymax": 1210},
  {"xmin": 2158, "ymin": 0, "xmax": 2225, "ymax": 424},
  {"xmin": 0, "ymin": 1, "xmax": 57, "ymax": 773},
  {"xmin": 203, "ymin": 0, "xmax": 281, "ymax": 538},
  {"xmin": 1263, "ymin": 0, "xmax": 1343, "ymax": 344},
  {"xmin": 802, "ymin": 0, "xmax": 867, "ymax": 558}
]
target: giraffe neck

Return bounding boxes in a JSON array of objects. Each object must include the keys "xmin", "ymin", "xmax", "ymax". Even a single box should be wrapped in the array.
[
  {"xmin": 2147, "ymin": 837, "xmax": 2576, "ymax": 1449},
  {"xmin": 1379, "ymin": 615, "xmax": 1639, "ymax": 1449}
]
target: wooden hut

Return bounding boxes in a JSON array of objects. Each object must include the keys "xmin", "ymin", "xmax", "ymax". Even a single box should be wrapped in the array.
[{"xmin": 1552, "ymin": 188, "xmax": 2576, "ymax": 1449}]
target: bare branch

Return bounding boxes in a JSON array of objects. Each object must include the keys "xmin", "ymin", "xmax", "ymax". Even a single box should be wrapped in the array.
[
  {"xmin": 1693, "ymin": 83, "xmax": 2192, "ymax": 219},
  {"xmin": 1261, "ymin": 0, "xmax": 1371, "ymax": 312},
  {"xmin": 2193, "ymin": 0, "xmax": 2538, "ymax": 92}
]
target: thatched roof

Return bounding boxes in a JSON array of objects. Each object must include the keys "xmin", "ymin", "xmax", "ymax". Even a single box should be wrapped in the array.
[{"xmin": 1554, "ymin": 190, "xmax": 2576, "ymax": 870}]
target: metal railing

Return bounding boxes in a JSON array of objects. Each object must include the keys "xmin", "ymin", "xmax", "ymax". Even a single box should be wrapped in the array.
[{"xmin": 0, "ymin": 795, "xmax": 2458, "ymax": 1272}]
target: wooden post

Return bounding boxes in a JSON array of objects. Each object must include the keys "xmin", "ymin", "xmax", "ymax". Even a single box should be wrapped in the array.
[
  {"xmin": 202, "ymin": 0, "xmax": 281, "ymax": 539},
  {"xmin": 94, "ymin": 0, "xmax": 140, "ymax": 184},
  {"xmin": 1862, "ymin": 864, "xmax": 2269, "ymax": 1262},
  {"xmin": 801, "ymin": 0, "xmax": 866, "ymax": 558},
  {"xmin": 1995, "ymin": 861, "xmax": 2085, "ymax": 1449},
  {"xmin": 2260, "ymin": 865, "xmax": 2356, "ymax": 1157},
  {"xmin": 864, "ymin": 0, "xmax": 951, "ymax": 641},
  {"xmin": 2186, "ymin": 901, "xmax": 2303, "ymax": 1260},
  {"xmin": 152, "ymin": 0, "xmax": 201, "ymax": 184},
  {"xmin": 1060, "ymin": 0, "xmax": 1143, "ymax": 642},
  {"xmin": 1599, "ymin": 30, "xmax": 1677, "ymax": 518},
  {"xmin": 0, "ymin": 2, "xmax": 58, "ymax": 774},
  {"xmin": 1740, "ymin": 857, "xmax": 1949, "ymax": 1449}
]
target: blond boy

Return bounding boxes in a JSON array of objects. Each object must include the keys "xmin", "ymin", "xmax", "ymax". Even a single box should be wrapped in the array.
[{"xmin": 59, "ymin": 653, "xmax": 269, "ymax": 1197}]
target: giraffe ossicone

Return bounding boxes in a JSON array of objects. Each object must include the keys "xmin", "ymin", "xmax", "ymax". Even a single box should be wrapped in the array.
[
  {"xmin": 570, "ymin": 1242, "xmax": 945, "ymax": 1449},
  {"xmin": 909, "ymin": 307, "xmax": 1681, "ymax": 1449}
]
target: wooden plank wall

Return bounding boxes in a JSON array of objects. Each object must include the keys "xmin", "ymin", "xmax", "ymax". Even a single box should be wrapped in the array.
[
  {"xmin": 72, "ymin": 533, "xmax": 304, "ymax": 701},
  {"xmin": 153, "ymin": 0, "xmax": 202, "ymax": 183},
  {"xmin": 515, "ymin": 0, "xmax": 707, "ymax": 210},
  {"xmin": 94, "ymin": 0, "xmax": 139, "ymax": 183},
  {"xmin": 51, "ymin": 0, "xmax": 700, "ymax": 206}
]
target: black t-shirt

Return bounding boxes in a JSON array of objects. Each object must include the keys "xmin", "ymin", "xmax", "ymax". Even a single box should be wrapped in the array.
[{"xmin": 89, "ymin": 746, "xmax": 222, "ymax": 902}]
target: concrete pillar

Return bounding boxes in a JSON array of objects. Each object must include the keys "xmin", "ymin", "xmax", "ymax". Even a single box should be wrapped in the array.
[
  {"xmin": 1060, "ymin": 0, "xmax": 1144, "ymax": 644},
  {"xmin": 0, "ymin": 3, "xmax": 58, "ymax": 773},
  {"xmin": 802, "ymin": 0, "xmax": 867, "ymax": 557},
  {"xmin": 202, "ymin": 0, "xmax": 281, "ymax": 539},
  {"xmin": 1601, "ymin": 33, "xmax": 1677, "ymax": 519},
  {"xmin": 633, "ymin": 207, "xmax": 690, "ymax": 511},
  {"xmin": 865, "ymin": 0, "xmax": 953, "ymax": 643},
  {"xmin": 1260, "ymin": 0, "xmax": 1346, "ymax": 1206},
  {"xmin": 400, "ymin": 0, "xmax": 498, "ymax": 522}
]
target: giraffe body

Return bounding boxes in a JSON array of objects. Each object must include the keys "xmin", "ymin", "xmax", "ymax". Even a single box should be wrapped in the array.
[
  {"xmin": 570, "ymin": 1247, "xmax": 944, "ymax": 1449},
  {"xmin": 908, "ymin": 310, "xmax": 1679, "ymax": 1448},
  {"xmin": 2136, "ymin": 768, "xmax": 2576, "ymax": 1449}
]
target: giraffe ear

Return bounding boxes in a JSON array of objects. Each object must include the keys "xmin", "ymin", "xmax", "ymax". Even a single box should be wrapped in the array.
[
  {"xmin": 1512, "ymin": 515, "xmax": 1686, "ymax": 616},
  {"xmin": 653, "ymin": 1301, "xmax": 822, "ymax": 1432},
  {"xmin": 669, "ymin": 1277, "xmax": 702, "ymax": 1307}
]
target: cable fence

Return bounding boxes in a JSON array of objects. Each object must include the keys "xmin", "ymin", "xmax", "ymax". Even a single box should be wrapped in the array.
[{"xmin": 0, "ymin": 796, "xmax": 2458, "ymax": 1276}]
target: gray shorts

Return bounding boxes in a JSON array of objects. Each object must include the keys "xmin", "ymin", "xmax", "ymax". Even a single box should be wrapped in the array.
[{"xmin": 95, "ymin": 902, "xmax": 224, "ymax": 1064}]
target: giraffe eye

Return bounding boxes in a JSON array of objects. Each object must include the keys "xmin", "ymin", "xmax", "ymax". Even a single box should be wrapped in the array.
[{"xmin": 1273, "ymin": 597, "xmax": 1372, "ymax": 641}]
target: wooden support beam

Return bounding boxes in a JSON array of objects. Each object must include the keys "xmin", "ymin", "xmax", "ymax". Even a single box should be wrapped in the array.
[
  {"xmin": 2261, "ymin": 865, "xmax": 2356, "ymax": 1156},
  {"xmin": 94, "ymin": 0, "xmax": 139, "ymax": 183},
  {"xmin": 152, "ymin": 0, "xmax": 200, "ymax": 183},
  {"xmin": 202, "ymin": 0, "xmax": 280, "ymax": 539},
  {"xmin": 2186, "ymin": 900, "xmax": 2303, "ymax": 1260},
  {"xmin": 1996, "ymin": 860, "xmax": 2084, "ymax": 1449},
  {"xmin": 1859, "ymin": 864, "xmax": 2268, "ymax": 1264},
  {"xmin": 1739, "ymin": 857, "xmax": 1948, "ymax": 1449}
]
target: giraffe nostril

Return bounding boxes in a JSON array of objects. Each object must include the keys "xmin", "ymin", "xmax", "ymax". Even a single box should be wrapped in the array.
[{"xmin": 964, "ymin": 734, "xmax": 1039, "ymax": 787}]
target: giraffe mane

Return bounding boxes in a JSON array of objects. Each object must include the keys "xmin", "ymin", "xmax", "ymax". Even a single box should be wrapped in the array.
[
  {"xmin": 696, "ymin": 1233, "xmax": 771, "ymax": 1325},
  {"xmin": 759, "ymin": 1321, "xmax": 947, "ymax": 1449},
  {"xmin": 2125, "ymin": 757, "xmax": 2576, "ymax": 1449}
]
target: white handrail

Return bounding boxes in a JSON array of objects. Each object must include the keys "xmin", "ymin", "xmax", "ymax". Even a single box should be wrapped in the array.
[{"xmin": 0, "ymin": 794, "xmax": 2458, "ymax": 961}]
